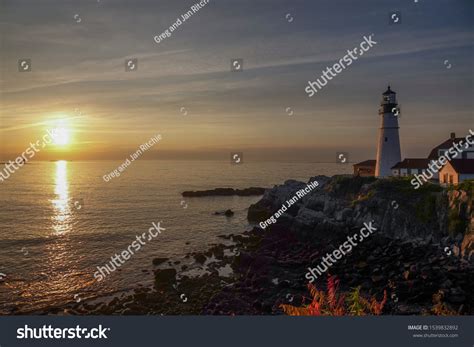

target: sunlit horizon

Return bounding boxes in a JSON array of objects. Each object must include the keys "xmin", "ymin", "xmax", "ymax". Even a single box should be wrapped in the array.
[{"xmin": 1, "ymin": 1, "xmax": 472, "ymax": 163}]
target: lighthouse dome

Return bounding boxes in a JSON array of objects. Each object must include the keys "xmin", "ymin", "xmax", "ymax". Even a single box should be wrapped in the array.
[{"xmin": 383, "ymin": 85, "xmax": 396, "ymax": 95}]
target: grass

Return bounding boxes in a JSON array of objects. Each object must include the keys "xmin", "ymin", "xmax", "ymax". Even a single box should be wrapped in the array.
[
  {"xmin": 329, "ymin": 175, "xmax": 377, "ymax": 198},
  {"xmin": 415, "ymin": 194, "xmax": 438, "ymax": 223},
  {"xmin": 447, "ymin": 179, "xmax": 473, "ymax": 235},
  {"xmin": 374, "ymin": 176, "xmax": 443, "ymax": 195},
  {"xmin": 448, "ymin": 179, "xmax": 474, "ymax": 194},
  {"xmin": 448, "ymin": 209, "xmax": 469, "ymax": 235}
]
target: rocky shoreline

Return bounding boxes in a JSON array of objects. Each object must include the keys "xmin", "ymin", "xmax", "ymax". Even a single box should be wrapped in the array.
[
  {"xmin": 182, "ymin": 187, "xmax": 266, "ymax": 197},
  {"xmin": 38, "ymin": 175, "xmax": 473, "ymax": 315}
]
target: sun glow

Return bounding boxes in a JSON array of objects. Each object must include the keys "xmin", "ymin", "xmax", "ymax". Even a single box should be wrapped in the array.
[
  {"xmin": 51, "ymin": 127, "xmax": 70, "ymax": 145},
  {"xmin": 49, "ymin": 118, "xmax": 72, "ymax": 146},
  {"xmin": 51, "ymin": 160, "xmax": 72, "ymax": 235}
]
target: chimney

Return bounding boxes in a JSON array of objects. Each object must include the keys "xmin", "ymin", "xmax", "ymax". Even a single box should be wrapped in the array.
[{"xmin": 450, "ymin": 132, "xmax": 456, "ymax": 140}]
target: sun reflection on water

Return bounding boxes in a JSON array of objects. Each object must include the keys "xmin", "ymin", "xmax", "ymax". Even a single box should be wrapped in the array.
[{"xmin": 51, "ymin": 160, "xmax": 72, "ymax": 235}]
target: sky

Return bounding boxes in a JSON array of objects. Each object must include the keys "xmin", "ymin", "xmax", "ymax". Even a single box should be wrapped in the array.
[{"xmin": 0, "ymin": 0, "xmax": 473, "ymax": 162}]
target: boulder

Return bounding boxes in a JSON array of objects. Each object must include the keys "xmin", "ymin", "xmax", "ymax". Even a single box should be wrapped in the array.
[
  {"xmin": 292, "ymin": 208, "xmax": 326, "ymax": 234},
  {"xmin": 154, "ymin": 269, "xmax": 177, "ymax": 290},
  {"xmin": 214, "ymin": 209, "xmax": 235, "ymax": 217},
  {"xmin": 248, "ymin": 180, "xmax": 309, "ymax": 222},
  {"xmin": 152, "ymin": 257, "xmax": 168, "ymax": 266},
  {"xmin": 335, "ymin": 208, "xmax": 353, "ymax": 222},
  {"xmin": 305, "ymin": 195, "xmax": 326, "ymax": 212}
]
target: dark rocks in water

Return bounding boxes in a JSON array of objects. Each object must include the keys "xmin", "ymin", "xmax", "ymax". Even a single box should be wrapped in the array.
[
  {"xmin": 152, "ymin": 257, "xmax": 168, "ymax": 266},
  {"xmin": 154, "ymin": 269, "xmax": 177, "ymax": 290},
  {"xmin": 214, "ymin": 209, "xmax": 234, "ymax": 217},
  {"xmin": 194, "ymin": 254, "xmax": 206, "ymax": 264},
  {"xmin": 247, "ymin": 199, "xmax": 274, "ymax": 222},
  {"xmin": 182, "ymin": 187, "xmax": 266, "ymax": 197}
]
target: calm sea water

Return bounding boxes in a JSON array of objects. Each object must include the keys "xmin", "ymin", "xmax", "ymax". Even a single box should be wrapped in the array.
[{"xmin": 0, "ymin": 160, "xmax": 350, "ymax": 314}]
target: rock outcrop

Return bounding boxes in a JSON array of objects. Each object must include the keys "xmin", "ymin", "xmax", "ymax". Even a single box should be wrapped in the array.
[
  {"xmin": 182, "ymin": 187, "xmax": 266, "ymax": 197},
  {"xmin": 248, "ymin": 175, "xmax": 473, "ymax": 253}
]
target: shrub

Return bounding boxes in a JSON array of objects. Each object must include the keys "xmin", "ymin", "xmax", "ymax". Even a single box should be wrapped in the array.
[
  {"xmin": 375, "ymin": 177, "xmax": 443, "ymax": 195},
  {"xmin": 280, "ymin": 276, "xmax": 387, "ymax": 316},
  {"xmin": 448, "ymin": 209, "xmax": 468, "ymax": 235},
  {"xmin": 448, "ymin": 180, "xmax": 474, "ymax": 195},
  {"xmin": 415, "ymin": 194, "xmax": 438, "ymax": 223},
  {"xmin": 430, "ymin": 290, "xmax": 457, "ymax": 316},
  {"xmin": 330, "ymin": 176, "xmax": 377, "ymax": 198}
]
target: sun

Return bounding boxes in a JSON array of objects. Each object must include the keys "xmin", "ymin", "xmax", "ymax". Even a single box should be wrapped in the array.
[
  {"xmin": 49, "ymin": 118, "xmax": 71, "ymax": 146},
  {"xmin": 51, "ymin": 127, "xmax": 70, "ymax": 145}
]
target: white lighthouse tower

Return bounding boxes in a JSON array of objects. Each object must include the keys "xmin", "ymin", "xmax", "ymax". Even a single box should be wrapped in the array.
[{"xmin": 375, "ymin": 86, "xmax": 401, "ymax": 177}]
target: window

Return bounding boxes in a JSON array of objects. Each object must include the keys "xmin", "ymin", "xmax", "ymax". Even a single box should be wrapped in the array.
[
  {"xmin": 443, "ymin": 173, "xmax": 448, "ymax": 183},
  {"xmin": 385, "ymin": 137, "xmax": 388, "ymax": 142},
  {"xmin": 449, "ymin": 175, "xmax": 453, "ymax": 184}
]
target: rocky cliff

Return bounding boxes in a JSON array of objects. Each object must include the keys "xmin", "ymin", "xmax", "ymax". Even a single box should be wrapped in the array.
[{"xmin": 248, "ymin": 175, "xmax": 473, "ymax": 259}]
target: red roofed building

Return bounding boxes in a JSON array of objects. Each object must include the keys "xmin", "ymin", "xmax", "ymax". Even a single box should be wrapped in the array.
[
  {"xmin": 390, "ymin": 132, "xmax": 474, "ymax": 181},
  {"xmin": 428, "ymin": 132, "xmax": 474, "ymax": 160},
  {"xmin": 353, "ymin": 160, "xmax": 376, "ymax": 177}
]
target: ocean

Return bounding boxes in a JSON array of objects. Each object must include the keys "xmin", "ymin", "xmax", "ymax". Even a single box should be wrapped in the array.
[{"xmin": 0, "ymin": 160, "xmax": 351, "ymax": 314}]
